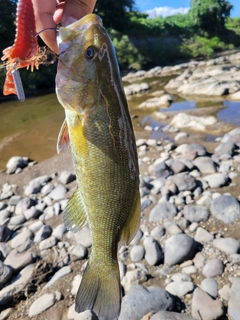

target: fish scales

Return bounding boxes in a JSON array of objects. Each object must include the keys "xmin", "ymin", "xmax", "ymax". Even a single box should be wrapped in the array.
[{"xmin": 56, "ymin": 14, "xmax": 140, "ymax": 320}]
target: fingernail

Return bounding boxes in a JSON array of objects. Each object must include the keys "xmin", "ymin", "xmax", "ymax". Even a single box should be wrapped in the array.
[{"xmin": 62, "ymin": 16, "xmax": 77, "ymax": 27}]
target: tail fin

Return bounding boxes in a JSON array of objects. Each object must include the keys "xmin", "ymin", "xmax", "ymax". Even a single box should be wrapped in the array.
[{"xmin": 75, "ymin": 260, "xmax": 121, "ymax": 320}]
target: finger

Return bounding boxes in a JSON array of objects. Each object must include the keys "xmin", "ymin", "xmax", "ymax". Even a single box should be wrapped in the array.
[
  {"xmin": 32, "ymin": 0, "xmax": 59, "ymax": 53},
  {"xmin": 61, "ymin": 0, "xmax": 97, "ymax": 26}
]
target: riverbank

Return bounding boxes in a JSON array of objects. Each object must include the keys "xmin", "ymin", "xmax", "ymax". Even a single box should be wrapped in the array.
[{"xmin": 0, "ymin": 105, "xmax": 240, "ymax": 319}]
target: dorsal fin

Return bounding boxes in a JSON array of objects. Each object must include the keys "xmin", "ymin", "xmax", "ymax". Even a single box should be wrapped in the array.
[{"xmin": 57, "ymin": 119, "xmax": 70, "ymax": 154}]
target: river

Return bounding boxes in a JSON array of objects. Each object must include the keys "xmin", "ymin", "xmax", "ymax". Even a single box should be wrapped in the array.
[{"xmin": 0, "ymin": 76, "xmax": 240, "ymax": 169}]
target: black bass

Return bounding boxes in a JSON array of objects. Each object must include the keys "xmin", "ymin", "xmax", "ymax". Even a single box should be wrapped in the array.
[{"xmin": 55, "ymin": 14, "xmax": 140, "ymax": 320}]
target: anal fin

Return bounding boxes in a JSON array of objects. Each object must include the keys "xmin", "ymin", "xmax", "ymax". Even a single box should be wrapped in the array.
[
  {"xmin": 57, "ymin": 119, "xmax": 70, "ymax": 154},
  {"xmin": 63, "ymin": 188, "xmax": 87, "ymax": 232},
  {"xmin": 121, "ymin": 191, "xmax": 141, "ymax": 245}
]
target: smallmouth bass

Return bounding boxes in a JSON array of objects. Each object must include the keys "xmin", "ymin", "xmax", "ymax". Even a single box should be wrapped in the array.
[{"xmin": 56, "ymin": 14, "xmax": 140, "ymax": 320}]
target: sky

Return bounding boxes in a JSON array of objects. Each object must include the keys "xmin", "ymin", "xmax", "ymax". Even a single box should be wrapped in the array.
[{"xmin": 134, "ymin": 0, "xmax": 240, "ymax": 18}]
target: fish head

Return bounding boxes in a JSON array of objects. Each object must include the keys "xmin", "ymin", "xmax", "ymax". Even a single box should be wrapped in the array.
[{"xmin": 56, "ymin": 14, "xmax": 122, "ymax": 114}]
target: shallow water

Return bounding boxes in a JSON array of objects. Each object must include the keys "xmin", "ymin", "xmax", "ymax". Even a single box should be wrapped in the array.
[{"xmin": 0, "ymin": 76, "xmax": 240, "ymax": 169}]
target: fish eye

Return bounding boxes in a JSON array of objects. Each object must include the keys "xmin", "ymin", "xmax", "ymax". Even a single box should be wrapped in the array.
[{"xmin": 86, "ymin": 46, "xmax": 96, "ymax": 60}]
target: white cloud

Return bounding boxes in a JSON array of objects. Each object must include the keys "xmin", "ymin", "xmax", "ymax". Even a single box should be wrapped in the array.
[{"xmin": 146, "ymin": 6, "xmax": 190, "ymax": 19}]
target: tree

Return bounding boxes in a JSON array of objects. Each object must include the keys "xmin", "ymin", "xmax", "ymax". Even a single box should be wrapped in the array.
[
  {"xmin": 190, "ymin": 0, "xmax": 233, "ymax": 35},
  {"xmin": 94, "ymin": 0, "xmax": 135, "ymax": 32},
  {"xmin": 0, "ymin": 0, "xmax": 17, "ymax": 52}
]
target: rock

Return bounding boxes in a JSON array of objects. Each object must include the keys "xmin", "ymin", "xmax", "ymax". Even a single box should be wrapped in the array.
[
  {"xmin": 211, "ymin": 195, "xmax": 240, "ymax": 224},
  {"xmin": 44, "ymin": 266, "xmax": 72, "ymax": 288},
  {"xmin": 166, "ymin": 281, "xmax": 194, "ymax": 298},
  {"xmin": 24, "ymin": 175, "xmax": 51, "ymax": 196},
  {"xmin": 193, "ymin": 252, "xmax": 205, "ymax": 269},
  {"xmin": 0, "ymin": 261, "xmax": 12, "ymax": 289},
  {"xmin": 0, "ymin": 307, "xmax": 14, "ymax": 320},
  {"xmin": 139, "ymin": 95, "xmax": 173, "ymax": 108},
  {"xmin": 0, "ymin": 264, "xmax": 34, "ymax": 306},
  {"xmin": 6, "ymin": 156, "xmax": 28, "ymax": 174},
  {"xmin": 130, "ymin": 245, "xmax": 145, "ymax": 263},
  {"xmin": 150, "ymin": 226, "xmax": 165, "ymax": 239},
  {"xmin": 4, "ymin": 249, "xmax": 33, "ymax": 272},
  {"xmin": 71, "ymin": 274, "xmax": 82, "ymax": 295},
  {"xmin": 0, "ymin": 209, "xmax": 11, "ymax": 225},
  {"xmin": 202, "ymin": 259, "xmax": 224, "ymax": 278},
  {"xmin": 67, "ymin": 305, "xmax": 98, "ymax": 320},
  {"xmin": 40, "ymin": 184, "xmax": 54, "ymax": 196},
  {"xmin": 194, "ymin": 227, "xmax": 214, "ymax": 243},
  {"xmin": 24, "ymin": 206, "xmax": 41, "ymax": 220},
  {"xmin": 52, "ymin": 224, "xmax": 67, "ymax": 239},
  {"xmin": 58, "ymin": 171, "xmax": 76, "ymax": 184},
  {"xmin": 28, "ymin": 293, "xmax": 55, "ymax": 317},
  {"xmin": 183, "ymin": 205, "xmax": 210, "ymax": 223},
  {"xmin": 171, "ymin": 161, "xmax": 188, "ymax": 174},
  {"xmin": 48, "ymin": 184, "xmax": 67, "ymax": 200},
  {"xmin": 151, "ymin": 311, "xmax": 195, "ymax": 320},
  {"xmin": 164, "ymin": 221, "xmax": 182, "ymax": 235},
  {"xmin": 11, "ymin": 229, "xmax": 33, "ymax": 249},
  {"xmin": 130, "ymin": 229, "xmax": 143, "ymax": 245},
  {"xmin": 182, "ymin": 265, "xmax": 197, "ymax": 275},
  {"xmin": 39, "ymin": 236, "xmax": 57, "ymax": 250},
  {"xmin": 168, "ymin": 173, "xmax": 197, "ymax": 192},
  {"xmin": 191, "ymin": 288, "xmax": 224, "ymax": 320},
  {"xmin": 229, "ymin": 254, "xmax": 240, "ymax": 265},
  {"xmin": 0, "ymin": 243, "xmax": 11, "ymax": 260},
  {"xmin": 203, "ymin": 173, "xmax": 229, "ymax": 188},
  {"xmin": 141, "ymin": 198, "xmax": 152, "ymax": 212},
  {"xmin": 149, "ymin": 201, "xmax": 177, "ymax": 222},
  {"xmin": 193, "ymin": 157, "xmax": 217, "ymax": 174},
  {"xmin": 175, "ymin": 132, "xmax": 188, "ymax": 141},
  {"xmin": 215, "ymin": 142, "xmax": 236, "ymax": 157},
  {"xmin": 121, "ymin": 269, "xmax": 147, "ymax": 293},
  {"xmin": 119, "ymin": 285, "xmax": 174, "ymax": 320},
  {"xmin": 70, "ymin": 244, "xmax": 88, "ymax": 260},
  {"xmin": 171, "ymin": 273, "xmax": 191, "ymax": 282},
  {"xmin": 200, "ymin": 278, "xmax": 218, "ymax": 298},
  {"xmin": 164, "ymin": 234, "xmax": 198, "ymax": 266},
  {"xmin": 28, "ymin": 221, "xmax": 44, "ymax": 232},
  {"xmin": 170, "ymin": 113, "xmax": 216, "ymax": 131},
  {"xmin": 219, "ymin": 284, "xmax": 231, "ymax": 301},
  {"xmin": 228, "ymin": 278, "xmax": 240, "ymax": 319},
  {"xmin": 0, "ymin": 226, "xmax": 11, "ymax": 242},
  {"xmin": 34, "ymin": 225, "xmax": 52, "ymax": 243},
  {"xmin": 9, "ymin": 195, "xmax": 23, "ymax": 206},
  {"xmin": 213, "ymin": 237, "xmax": 240, "ymax": 255},
  {"xmin": 74, "ymin": 227, "xmax": 92, "ymax": 248},
  {"xmin": 144, "ymin": 237, "xmax": 163, "ymax": 266},
  {"xmin": 0, "ymin": 203, "xmax": 7, "ymax": 211},
  {"xmin": 15, "ymin": 197, "xmax": 34, "ymax": 215},
  {"xmin": 154, "ymin": 162, "xmax": 173, "ymax": 179},
  {"xmin": 9, "ymin": 215, "xmax": 26, "ymax": 226}
]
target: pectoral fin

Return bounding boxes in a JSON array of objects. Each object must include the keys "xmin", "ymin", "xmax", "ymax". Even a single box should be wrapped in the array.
[
  {"xmin": 63, "ymin": 188, "xmax": 87, "ymax": 232},
  {"xmin": 120, "ymin": 192, "xmax": 141, "ymax": 245},
  {"xmin": 57, "ymin": 119, "xmax": 70, "ymax": 154}
]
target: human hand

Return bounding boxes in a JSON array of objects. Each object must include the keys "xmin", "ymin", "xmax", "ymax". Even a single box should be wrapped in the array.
[{"xmin": 32, "ymin": 0, "xmax": 96, "ymax": 53}]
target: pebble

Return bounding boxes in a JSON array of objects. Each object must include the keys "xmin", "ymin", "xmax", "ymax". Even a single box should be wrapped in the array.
[
  {"xmin": 24, "ymin": 175, "xmax": 51, "ymax": 196},
  {"xmin": 202, "ymin": 259, "xmax": 224, "ymax": 278},
  {"xmin": 193, "ymin": 156, "xmax": 217, "ymax": 174},
  {"xmin": 34, "ymin": 225, "xmax": 52, "ymax": 243},
  {"xmin": 9, "ymin": 215, "xmax": 26, "ymax": 226},
  {"xmin": 203, "ymin": 173, "xmax": 229, "ymax": 188},
  {"xmin": 70, "ymin": 244, "xmax": 88, "ymax": 260},
  {"xmin": 44, "ymin": 266, "xmax": 72, "ymax": 288},
  {"xmin": 0, "ymin": 226, "xmax": 11, "ymax": 242},
  {"xmin": 228, "ymin": 277, "xmax": 240, "ymax": 319},
  {"xmin": 4, "ymin": 249, "xmax": 33, "ymax": 272},
  {"xmin": 119, "ymin": 285, "xmax": 174, "ymax": 320},
  {"xmin": 28, "ymin": 293, "xmax": 55, "ymax": 317},
  {"xmin": 200, "ymin": 278, "xmax": 218, "ymax": 298},
  {"xmin": 164, "ymin": 234, "xmax": 198, "ymax": 266},
  {"xmin": 52, "ymin": 224, "xmax": 67, "ymax": 239},
  {"xmin": 130, "ymin": 245, "xmax": 145, "ymax": 263},
  {"xmin": 194, "ymin": 227, "xmax": 214, "ymax": 243},
  {"xmin": 151, "ymin": 311, "xmax": 195, "ymax": 320},
  {"xmin": 0, "ymin": 307, "xmax": 14, "ymax": 320},
  {"xmin": 213, "ymin": 237, "xmax": 240, "ymax": 255},
  {"xmin": 6, "ymin": 156, "xmax": 28, "ymax": 174},
  {"xmin": 67, "ymin": 305, "xmax": 98, "ymax": 320},
  {"xmin": 149, "ymin": 201, "xmax": 177, "ymax": 221},
  {"xmin": 191, "ymin": 287, "xmax": 224, "ymax": 320},
  {"xmin": 48, "ymin": 184, "xmax": 67, "ymax": 200},
  {"xmin": 166, "ymin": 281, "xmax": 194, "ymax": 297},
  {"xmin": 164, "ymin": 221, "xmax": 182, "ymax": 235},
  {"xmin": 0, "ymin": 261, "xmax": 12, "ymax": 289},
  {"xmin": 74, "ymin": 227, "xmax": 92, "ymax": 248},
  {"xmin": 15, "ymin": 197, "xmax": 34, "ymax": 215},
  {"xmin": 150, "ymin": 225, "xmax": 165, "ymax": 239},
  {"xmin": 219, "ymin": 284, "xmax": 231, "ymax": 301},
  {"xmin": 71, "ymin": 274, "xmax": 82, "ymax": 295},
  {"xmin": 11, "ymin": 229, "xmax": 33, "ymax": 249},
  {"xmin": 182, "ymin": 265, "xmax": 197, "ymax": 275},
  {"xmin": 24, "ymin": 206, "xmax": 41, "ymax": 220},
  {"xmin": 58, "ymin": 171, "xmax": 76, "ymax": 184},
  {"xmin": 39, "ymin": 236, "xmax": 57, "ymax": 250},
  {"xmin": 121, "ymin": 269, "xmax": 147, "ymax": 293},
  {"xmin": 183, "ymin": 205, "xmax": 210, "ymax": 222},
  {"xmin": 211, "ymin": 194, "xmax": 240, "ymax": 224},
  {"xmin": 144, "ymin": 237, "xmax": 163, "ymax": 266}
]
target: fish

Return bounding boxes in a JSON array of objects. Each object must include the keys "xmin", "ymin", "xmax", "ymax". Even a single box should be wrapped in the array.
[
  {"xmin": 56, "ymin": 14, "xmax": 140, "ymax": 320},
  {"xmin": 1, "ymin": 0, "xmax": 38, "ymax": 97}
]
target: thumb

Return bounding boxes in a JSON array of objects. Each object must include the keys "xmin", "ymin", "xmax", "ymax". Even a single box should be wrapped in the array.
[{"xmin": 61, "ymin": 0, "xmax": 96, "ymax": 26}]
